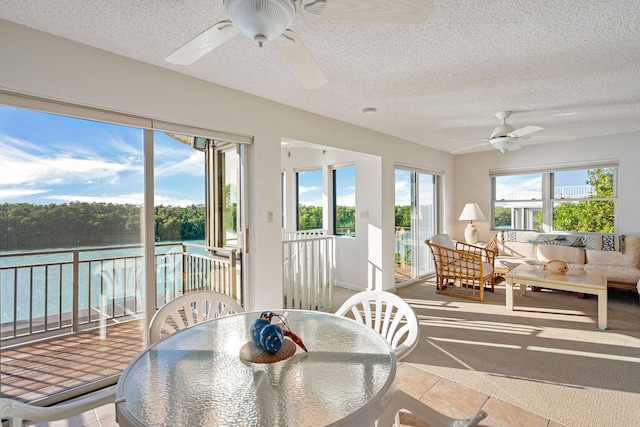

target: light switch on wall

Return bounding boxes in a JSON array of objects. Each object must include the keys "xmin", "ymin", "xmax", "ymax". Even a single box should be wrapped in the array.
[{"xmin": 267, "ymin": 211, "xmax": 274, "ymax": 223}]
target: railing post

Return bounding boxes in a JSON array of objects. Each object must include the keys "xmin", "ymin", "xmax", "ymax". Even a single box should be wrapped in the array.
[
  {"xmin": 229, "ymin": 249, "xmax": 237, "ymax": 300},
  {"xmin": 72, "ymin": 250, "xmax": 79, "ymax": 332},
  {"xmin": 181, "ymin": 243, "xmax": 187, "ymax": 294}
]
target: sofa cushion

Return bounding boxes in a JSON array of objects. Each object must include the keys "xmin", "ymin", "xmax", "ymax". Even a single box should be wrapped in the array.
[
  {"xmin": 536, "ymin": 244, "xmax": 585, "ymax": 264},
  {"xmin": 498, "ymin": 241, "xmax": 538, "ymax": 259},
  {"xmin": 586, "ymin": 236, "xmax": 640, "ymax": 268},
  {"xmin": 583, "ymin": 264, "xmax": 640, "ymax": 284}
]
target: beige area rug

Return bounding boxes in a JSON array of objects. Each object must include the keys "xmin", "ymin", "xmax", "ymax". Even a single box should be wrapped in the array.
[{"xmin": 396, "ymin": 279, "xmax": 640, "ymax": 427}]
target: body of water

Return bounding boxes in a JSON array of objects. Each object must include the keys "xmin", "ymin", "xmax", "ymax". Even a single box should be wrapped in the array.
[{"xmin": 1, "ymin": 241, "xmax": 206, "ymax": 324}]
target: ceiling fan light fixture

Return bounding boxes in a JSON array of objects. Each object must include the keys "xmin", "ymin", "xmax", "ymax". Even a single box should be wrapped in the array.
[
  {"xmin": 224, "ymin": 0, "xmax": 295, "ymax": 47},
  {"xmin": 490, "ymin": 136, "xmax": 517, "ymax": 153}
]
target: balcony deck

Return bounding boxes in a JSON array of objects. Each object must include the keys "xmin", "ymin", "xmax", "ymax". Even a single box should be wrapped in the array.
[{"xmin": 1, "ymin": 320, "xmax": 144, "ymax": 403}]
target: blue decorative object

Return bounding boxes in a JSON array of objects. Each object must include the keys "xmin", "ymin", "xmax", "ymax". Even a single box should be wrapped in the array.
[
  {"xmin": 249, "ymin": 312, "xmax": 308, "ymax": 355},
  {"xmin": 259, "ymin": 324, "xmax": 284, "ymax": 354},
  {"xmin": 250, "ymin": 318, "xmax": 269, "ymax": 347}
]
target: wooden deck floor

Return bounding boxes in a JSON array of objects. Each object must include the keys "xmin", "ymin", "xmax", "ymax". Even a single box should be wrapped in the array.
[
  {"xmin": 395, "ymin": 263, "xmax": 412, "ymax": 283},
  {"xmin": 1, "ymin": 320, "xmax": 145, "ymax": 403}
]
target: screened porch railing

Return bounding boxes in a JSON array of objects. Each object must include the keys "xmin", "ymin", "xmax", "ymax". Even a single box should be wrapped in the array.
[
  {"xmin": 0, "ymin": 242, "xmax": 238, "ymax": 346},
  {"xmin": 282, "ymin": 232, "xmax": 335, "ymax": 311}
]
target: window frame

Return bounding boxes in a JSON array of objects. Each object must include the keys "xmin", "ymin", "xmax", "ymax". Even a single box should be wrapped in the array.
[
  {"xmin": 332, "ymin": 164, "xmax": 356, "ymax": 237},
  {"xmin": 490, "ymin": 163, "xmax": 618, "ymax": 233}
]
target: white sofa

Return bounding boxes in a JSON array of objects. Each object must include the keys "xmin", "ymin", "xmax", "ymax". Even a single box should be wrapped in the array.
[{"xmin": 495, "ymin": 231, "xmax": 640, "ymax": 292}]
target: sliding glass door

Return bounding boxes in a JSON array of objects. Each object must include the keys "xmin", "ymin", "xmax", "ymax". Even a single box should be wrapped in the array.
[
  {"xmin": 394, "ymin": 167, "xmax": 438, "ymax": 284},
  {"xmin": 0, "ymin": 101, "xmax": 248, "ymax": 405}
]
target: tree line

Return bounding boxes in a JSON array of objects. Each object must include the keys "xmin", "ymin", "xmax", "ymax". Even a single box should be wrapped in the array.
[{"xmin": 0, "ymin": 202, "xmax": 207, "ymax": 251}]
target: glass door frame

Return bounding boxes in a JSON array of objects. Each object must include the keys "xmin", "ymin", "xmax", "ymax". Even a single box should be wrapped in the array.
[{"xmin": 394, "ymin": 166, "xmax": 440, "ymax": 284}]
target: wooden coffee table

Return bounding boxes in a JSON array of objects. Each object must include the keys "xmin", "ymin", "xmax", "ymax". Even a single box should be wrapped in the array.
[{"xmin": 505, "ymin": 264, "xmax": 608, "ymax": 330}]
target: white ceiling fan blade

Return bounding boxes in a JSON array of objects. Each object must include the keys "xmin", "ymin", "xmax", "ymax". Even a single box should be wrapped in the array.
[
  {"xmin": 520, "ymin": 134, "xmax": 578, "ymax": 142},
  {"xmin": 303, "ymin": 0, "xmax": 433, "ymax": 24},
  {"xmin": 451, "ymin": 142, "xmax": 488, "ymax": 154},
  {"xmin": 509, "ymin": 125, "xmax": 543, "ymax": 138},
  {"xmin": 274, "ymin": 30, "xmax": 328, "ymax": 89},
  {"xmin": 165, "ymin": 21, "xmax": 239, "ymax": 65}
]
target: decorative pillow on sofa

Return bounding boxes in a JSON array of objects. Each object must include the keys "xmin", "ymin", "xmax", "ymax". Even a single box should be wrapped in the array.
[
  {"xmin": 586, "ymin": 236, "xmax": 639, "ymax": 267},
  {"xmin": 591, "ymin": 235, "xmax": 625, "ymax": 253}
]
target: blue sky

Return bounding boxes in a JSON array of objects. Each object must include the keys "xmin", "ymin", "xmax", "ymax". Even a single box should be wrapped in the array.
[
  {"xmin": 0, "ymin": 107, "xmax": 205, "ymax": 206},
  {"xmin": 297, "ymin": 167, "xmax": 356, "ymax": 207}
]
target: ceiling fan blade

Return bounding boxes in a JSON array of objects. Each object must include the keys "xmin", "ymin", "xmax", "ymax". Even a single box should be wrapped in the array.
[
  {"xmin": 509, "ymin": 125, "xmax": 543, "ymax": 138},
  {"xmin": 165, "ymin": 21, "xmax": 238, "ymax": 65},
  {"xmin": 451, "ymin": 142, "xmax": 488, "ymax": 154},
  {"xmin": 449, "ymin": 137, "xmax": 490, "ymax": 142},
  {"xmin": 520, "ymin": 134, "xmax": 578, "ymax": 142},
  {"xmin": 274, "ymin": 30, "xmax": 328, "ymax": 89},
  {"xmin": 303, "ymin": 0, "xmax": 433, "ymax": 24}
]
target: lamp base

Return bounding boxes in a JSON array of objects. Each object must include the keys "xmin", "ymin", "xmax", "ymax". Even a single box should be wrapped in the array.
[{"xmin": 464, "ymin": 223, "xmax": 479, "ymax": 244}]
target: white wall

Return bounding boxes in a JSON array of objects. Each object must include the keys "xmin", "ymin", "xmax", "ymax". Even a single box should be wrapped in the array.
[
  {"xmin": 454, "ymin": 132, "xmax": 640, "ymax": 242},
  {"xmin": 0, "ymin": 20, "xmax": 455, "ymax": 309}
]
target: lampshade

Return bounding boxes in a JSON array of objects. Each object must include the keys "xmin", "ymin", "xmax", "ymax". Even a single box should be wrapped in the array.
[
  {"xmin": 458, "ymin": 203, "xmax": 486, "ymax": 221},
  {"xmin": 224, "ymin": 0, "xmax": 295, "ymax": 47}
]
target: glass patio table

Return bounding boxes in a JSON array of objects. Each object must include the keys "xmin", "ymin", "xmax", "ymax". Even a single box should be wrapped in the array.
[{"xmin": 115, "ymin": 309, "xmax": 396, "ymax": 426}]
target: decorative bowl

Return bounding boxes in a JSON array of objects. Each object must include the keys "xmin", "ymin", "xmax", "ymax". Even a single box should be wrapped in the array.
[{"xmin": 547, "ymin": 260, "xmax": 568, "ymax": 275}]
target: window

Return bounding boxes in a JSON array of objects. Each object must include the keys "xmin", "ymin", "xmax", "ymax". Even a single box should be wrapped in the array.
[
  {"xmin": 333, "ymin": 165, "xmax": 355, "ymax": 236},
  {"xmin": 296, "ymin": 169, "xmax": 323, "ymax": 231},
  {"xmin": 493, "ymin": 173, "xmax": 543, "ymax": 230},
  {"xmin": 491, "ymin": 165, "xmax": 617, "ymax": 233}
]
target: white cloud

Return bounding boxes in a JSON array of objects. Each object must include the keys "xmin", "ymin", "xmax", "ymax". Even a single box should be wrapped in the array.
[
  {"xmin": 0, "ymin": 137, "xmax": 139, "ymax": 187},
  {"xmin": 298, "ymin": 185, "xmax": 319, "ymax": 194},
  {"xmin": 155, "ymin": 150, "xmax": 204, "ymax": 178},
  {"xmin": 154, "ymin": 194, "xmax": 202, "ymax": 207},
  {"xmin": 0, "ymin": 188, "xmax": 49, "ymax": 199},
  {"xmin": 336, "ymin": 194, "xmax": 355, "ymax": 206},
  {"xmin": 47, "ymin": 193, "xmax": 145, "ymax": 205}
]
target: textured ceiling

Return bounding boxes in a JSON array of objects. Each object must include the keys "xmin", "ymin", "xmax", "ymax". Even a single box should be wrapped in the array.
[{"xmin": 1, "ymin": 0, "xmax": 639, "ymax": 154}]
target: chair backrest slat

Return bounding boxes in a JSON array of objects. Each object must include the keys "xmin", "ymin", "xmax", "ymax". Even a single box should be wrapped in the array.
[
  {"xmin": 335, "ymin": 290, "xmax": 420, "ymax": 361},
  {"xmin": 148, "ymin": 290, "xmax": 244, "ymax": 344}
]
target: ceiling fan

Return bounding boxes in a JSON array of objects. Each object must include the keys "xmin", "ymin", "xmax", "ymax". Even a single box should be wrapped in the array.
[
  {"xmin": 164, "ymin": 0, "xmax": 433, "ymax": 89},
  {"xmin": 453, "ymin": 111, "xmax": 578, "ymax": 154}
]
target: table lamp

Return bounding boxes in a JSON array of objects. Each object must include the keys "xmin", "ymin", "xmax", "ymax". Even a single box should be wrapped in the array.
[{"xmin": 459, "ymin": 203, "xmax": 485, "ymax": 244}]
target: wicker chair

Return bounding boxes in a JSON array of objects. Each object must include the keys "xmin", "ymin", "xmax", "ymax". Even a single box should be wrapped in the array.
[{"xmin": 426, "ymin": 234, "xmax": 495, "ymax": 302}]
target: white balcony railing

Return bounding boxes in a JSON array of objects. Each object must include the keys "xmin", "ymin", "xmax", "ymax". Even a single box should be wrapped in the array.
[
  {"xmin": 0, "ymin": 242, "xmax": 238, "ymax": 346},
  {"xmin": 282, "ymin": 230, "xmax": 335, "ymax": 311}
]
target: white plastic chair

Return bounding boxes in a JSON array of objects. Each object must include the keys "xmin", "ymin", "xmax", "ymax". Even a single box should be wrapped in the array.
[
  {"xmin": 148, "ymin": 290, "xmax": 244, "ymax": 344},
  {"xmin": 335, "ymin": 290, "xmax": 420, "ymax": 362},
  {"xmin": 0, "ymin": 387, "xmax": 115, "ymax": 427},
  {"xmin": 375, "ymin": 389, "xmax": 487, "ymax": 427},
  {"xmin": 336, "ymin": 290, "xmax": 420, "ymax": 427}
]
